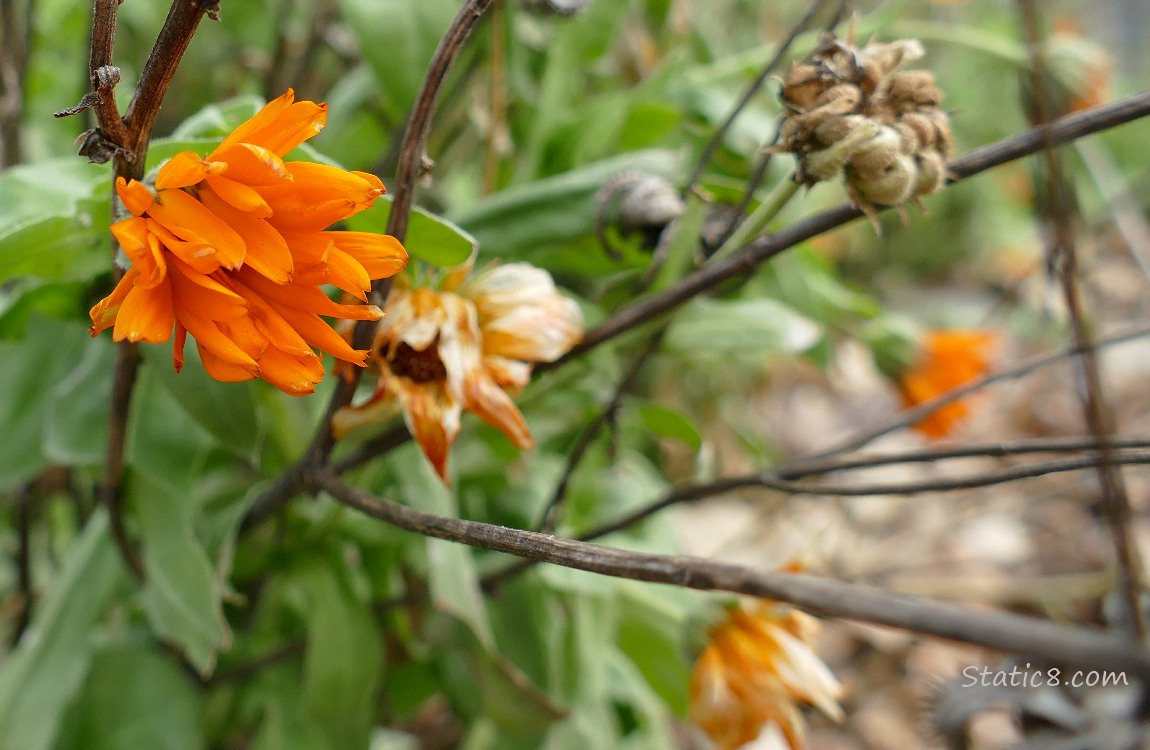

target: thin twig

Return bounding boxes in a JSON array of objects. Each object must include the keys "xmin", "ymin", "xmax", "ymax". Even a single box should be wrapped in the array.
[
  {"xmin": 315, "ymin": 469, "xmax": 1150, "ymax": 678},
  {"xmin": 87, "ymin": 0, "xmax": 128, "ymax": 147},
  {"xmin": 804, "ymin": 321, "xmax": 1150, "ymax": 460},
  {"xmin": 681, "ymin": 0, "xmax": 847, "ymax": 196},
  {"xmin": 121, "ymin": 0, "xmax": 219, "ymax": 180},
  {"xmin": 485, "ymin": 437, "xmax": 1150, "ymax": 588},
  {"xmin": 10, "ymin": 483, "xmax": 33, "ymax": 646},
  {"xmin": 547, "ymin": 88, "xmax": 1150, "ymax": 369},
  {"xmin": 535, "ymin": 328, "xmax": 666, "ymax": 533},
  {"xmin": 1019, "ymin": 0, "xmax": 1144, "ymax": 638},
  {"xmin": 101, "ymin": 344, "xmax": 145, "ymax": 581},
  {"xmin": 0, "ymin": 0, "xmax": 32, "ymax": 166}
]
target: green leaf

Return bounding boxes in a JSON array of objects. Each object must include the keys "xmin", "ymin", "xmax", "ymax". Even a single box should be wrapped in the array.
[
  {"xmin": 450, "ymin": 150, "xmax": 683, "ymax": 259},
  {"xmin": 0, "ymin": 512, "xmax": 127, "ymax": 750},
  {"xmin": 334, "ymin": 0, "xmax": 457, "ymax": 124},
  {"xmin": 631, "ymin": 402, "xmax": 701, "ymax": 452},
  {"xmin": 0, "ymin": 207, "xmax": 110, "ymax": 284},
  {"xmin": 614, "ymin": 583, "xmax": 691, "ymax": 714},
  {"xmin": 53, "ymin": 642, "xmax": 204, "ymax": 750},
  {"xmin": 126, "ymin": 366, "xmax": 215, "ymax": 493},
  {"xmin": 0, "ymin": 317, "xmax": 93, "ymax": 489},
  {"xmin": 0, "ymin": 159, "xmax": 107, "ymax": 231},
  {"xmin": 390, "ymin": 446, "xmax": 496, "ymax": 648},
  {"xmin": 346, "ymin": 195, "xmax": 477, "ymax": 269},
  {"xmin": 132, "ymin": 471, "xmax": 231, "ymax": 675},
  {"xmin": 293, "ymin": 558, "xmax": 381, "ymax": 750},
  {"xmin": 43, "ymin": 333, "xmax": 115, "ymax": 466},
  {"xmin": 0, "ymin": 280, "xmax": 89, "ymax": 338},
  {"xmin": 138, "ymin": 341, "xmax": 262, "ymax": 460},
  {"xmin": 664, "ymin": 297, "xmax": 822, "ymax": 356}
]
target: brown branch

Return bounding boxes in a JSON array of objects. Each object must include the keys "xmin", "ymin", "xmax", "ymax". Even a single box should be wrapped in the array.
[
  {"xmin": 101, "ymin": 344, "xmax": 145, "ymax": 582},
  {"xmin": 120, "ymin": 0, "xmax": 218, "ymax": 180},
  {"xmin": 545, "ymin": 88, "xmax": 1150, "ymax": 370},
  {"xmin": 0, "ymin": 0, "xmax": 32, "ymax": 166},
  {"xmin": 10, "ymin": 483, "xmax": 34, "ymax": 646},
  {"xmin": 384, "ymin": 0, "xmax": 496, "ymax": 245},
  {"xmin": 485, "ymin": 436, "xmax": 1150, "ymax": 589},
  {"xmin": 87, "ymin": 0, "xmax": 127, "ymax": 146},
  {"xmin": 1019, "ymin": 0, "xmax": 1144, "ymax": 638},
  {"xmin": 314, "ymin": 469, "xmax": 1150, "ymax": 678}
]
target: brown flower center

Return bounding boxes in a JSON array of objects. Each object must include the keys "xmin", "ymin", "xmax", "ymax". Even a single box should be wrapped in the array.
[{"xmin": 386, "ymin": 341, "xmax": 447, "ymax": 383}]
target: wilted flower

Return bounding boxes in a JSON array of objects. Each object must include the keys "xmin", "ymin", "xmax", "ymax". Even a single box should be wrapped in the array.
[
  {"xmin": 333, "ymin": 261, "xmax": 583, "ymax": 481},
  {"xmin": 896, "ymin": 329, "xmax": 997, "ymax": 439},
  {"xmin": 89, "ymin": 89, "xmax": 408, "ymax": 395},
  {"xmin": 689, "ymin": 601, "xmax": 844, "ymax": 750}
]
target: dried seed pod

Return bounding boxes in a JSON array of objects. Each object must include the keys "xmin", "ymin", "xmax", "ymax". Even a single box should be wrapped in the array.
[
  {"xmin": 847, "ymin": 126, "xmax": 918, "ymax": 206},
  {"xmin": 780, "ymin": 63, "xmax": 839, "ymax": 113},
  {"xmin": 857, "ymin": 39, "xmax": 925, "ymax": 95},
  {"xmin": 814, "ymin": 112, "xmax": 871, "ymax": 148},
  {"xmin": 913, "ymin": 149, "xmax": 948, "ymax": 197},
  {"xmin": 802, "ymin": 117, "xmax": 881, "ymax": 183},
  {"xmin": 886, "ymin": 70, "xmax": 945, "ymax": 112}
]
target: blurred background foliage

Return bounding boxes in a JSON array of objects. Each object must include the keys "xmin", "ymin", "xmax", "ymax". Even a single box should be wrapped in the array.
[{"xmin": 0, "ymin": 0, "xmax": 1148, "ymax": 748}]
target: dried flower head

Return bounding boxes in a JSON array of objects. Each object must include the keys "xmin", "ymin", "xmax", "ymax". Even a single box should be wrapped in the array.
[
  {"xmin": 897, "ymin": 329, "xmax": 997, "ymax": 439},
  {"xmin": 333, "ymin": 260, "xmax": 583, "ymax": 481},
  {"xmin": 689, "ymin": 601, "xmax": 844, "ymax": 750},
  {"xmin": 89, "ymin": 90, "xmax": 408, "ymax": 395},
  {"xmin": 774, "ymin": 33, "xmax": 954, "ymax": 231}
]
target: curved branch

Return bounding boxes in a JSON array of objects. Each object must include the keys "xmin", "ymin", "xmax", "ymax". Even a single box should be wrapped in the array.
[
  {"xmin": 546, "ymin": 89, "xmax": 1150, "ymax": 369},
  {"xmin": 315, "ymin": 469, "xmax": 1150, "ymax": 679}
]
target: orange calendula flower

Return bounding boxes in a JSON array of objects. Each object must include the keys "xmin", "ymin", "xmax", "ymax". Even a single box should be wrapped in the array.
[
  {"xmin": 689, "ymin": 601, "xmax": 843, "ymax": 750},
  {"xmin": 89, "ymin": 89, "xmax": 408, "ymax": 395},
  {"xmin": 896, "ymin": 329, "xmax": 997, "ymax": 439},
  {"xmin": 333, "ymin": 261, "xmax": 583, "ymax": 481}
]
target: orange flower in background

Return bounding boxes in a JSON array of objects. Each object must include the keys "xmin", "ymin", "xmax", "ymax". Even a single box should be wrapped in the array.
[
  {"xmin": 89, "ymin": 89, "xmax": 408, "ymax": 395},
  {"xmin": 689, "ymin": 601, "xmax": 843, "ymax": 750},
  {"xmin": 896, "ymin": 329, "xmax": 997, "ymax": 439},
  {"xmin": 333, "ymin": 261, "xmax": 584, "ymax": 481}
]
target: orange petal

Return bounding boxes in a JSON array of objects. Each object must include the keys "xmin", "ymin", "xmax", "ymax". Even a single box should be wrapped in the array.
[
  {"xmin": 236, "ymin": 267, "xmax": 382, "ymax": 320},
  {"xmin": 326, "ymin": 232, "xmax": 408, "ymax": 280},
  {"xmin": 113, "ymin": 275, "xmax": 174, "ymax": 343},
  {"xmin": 203, "ymin": 174, "xmax": 273, "ymax": 217},
  {"xmin": 116, "ymin": 177, "xmax": 154, "ymax": 216},
  {"xmin": 462, "ymin": 371, "xmax": 534, "ymax": 450},
  {"xmin": 173, "ymin": 322, "xmax": 188, "ymax": 372},
  {"xmin": 256, "ymin": 345, "xmax": 325, "ymax": 396},
  {"xmin": 197, "ymin": 342, "xmax": 260, "ymax": 383},
  {"xmin": 148, "ymin": 188, "xmax": 246, "ymax": 269},
  {"xmin": 258, "ymin": 163, "xmax": 384, "ymax": 233},
  {"xmin": 228, "ymin": 277, "xmax": 316, "ymax": 358},
  {"xmin": 322, "ymin": 246, "xmax": 372, "ymax": 301},
  {"xmin": 198, "ymin": 187, "xmax": 293, "ymax": 283},
  {"xmin": 280, "ymin": 231, "xmax": 332, "ymax": 267},
  {"xmin": 210, "ymin": 142, "xmax": 292, "ymax": 186},
  {"xmin": 214, "ymin": 90, "xmax": 295, "ymax": 152},
  {"xmin": 213, "ymin": 90, "xmax": 328, "ymax": 157},
  {"xmin": 178, "ymin": 308, "xmax": 259, "ymax": 370},
  {"xmin": 167, "ymin": 258, "xmax": 249, "ymax": 322},
  {"xmin": 89, "ymin": 267, "xmax": 140, "ymax": 335},
  {"xmin": 110, "ymin": 218, "xmax": 167, "ymax": 289},
  {"xmin": 265, "ymin": 303, "xmax": 371, "ymax": 365},
  {"xmin": 145, "ymin": 218, "xmax": 219, "ymax": 275},
  {"xmin": 403, "ymin": 385, "xmax": 459, "ymax": 482},
  {"xmin": 218, "ymin": 315, "xmax": 270, "ymax": 361},
  {"xmin": 156, "ymin": 151, "xmax": 225, "ymax": 190}
]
